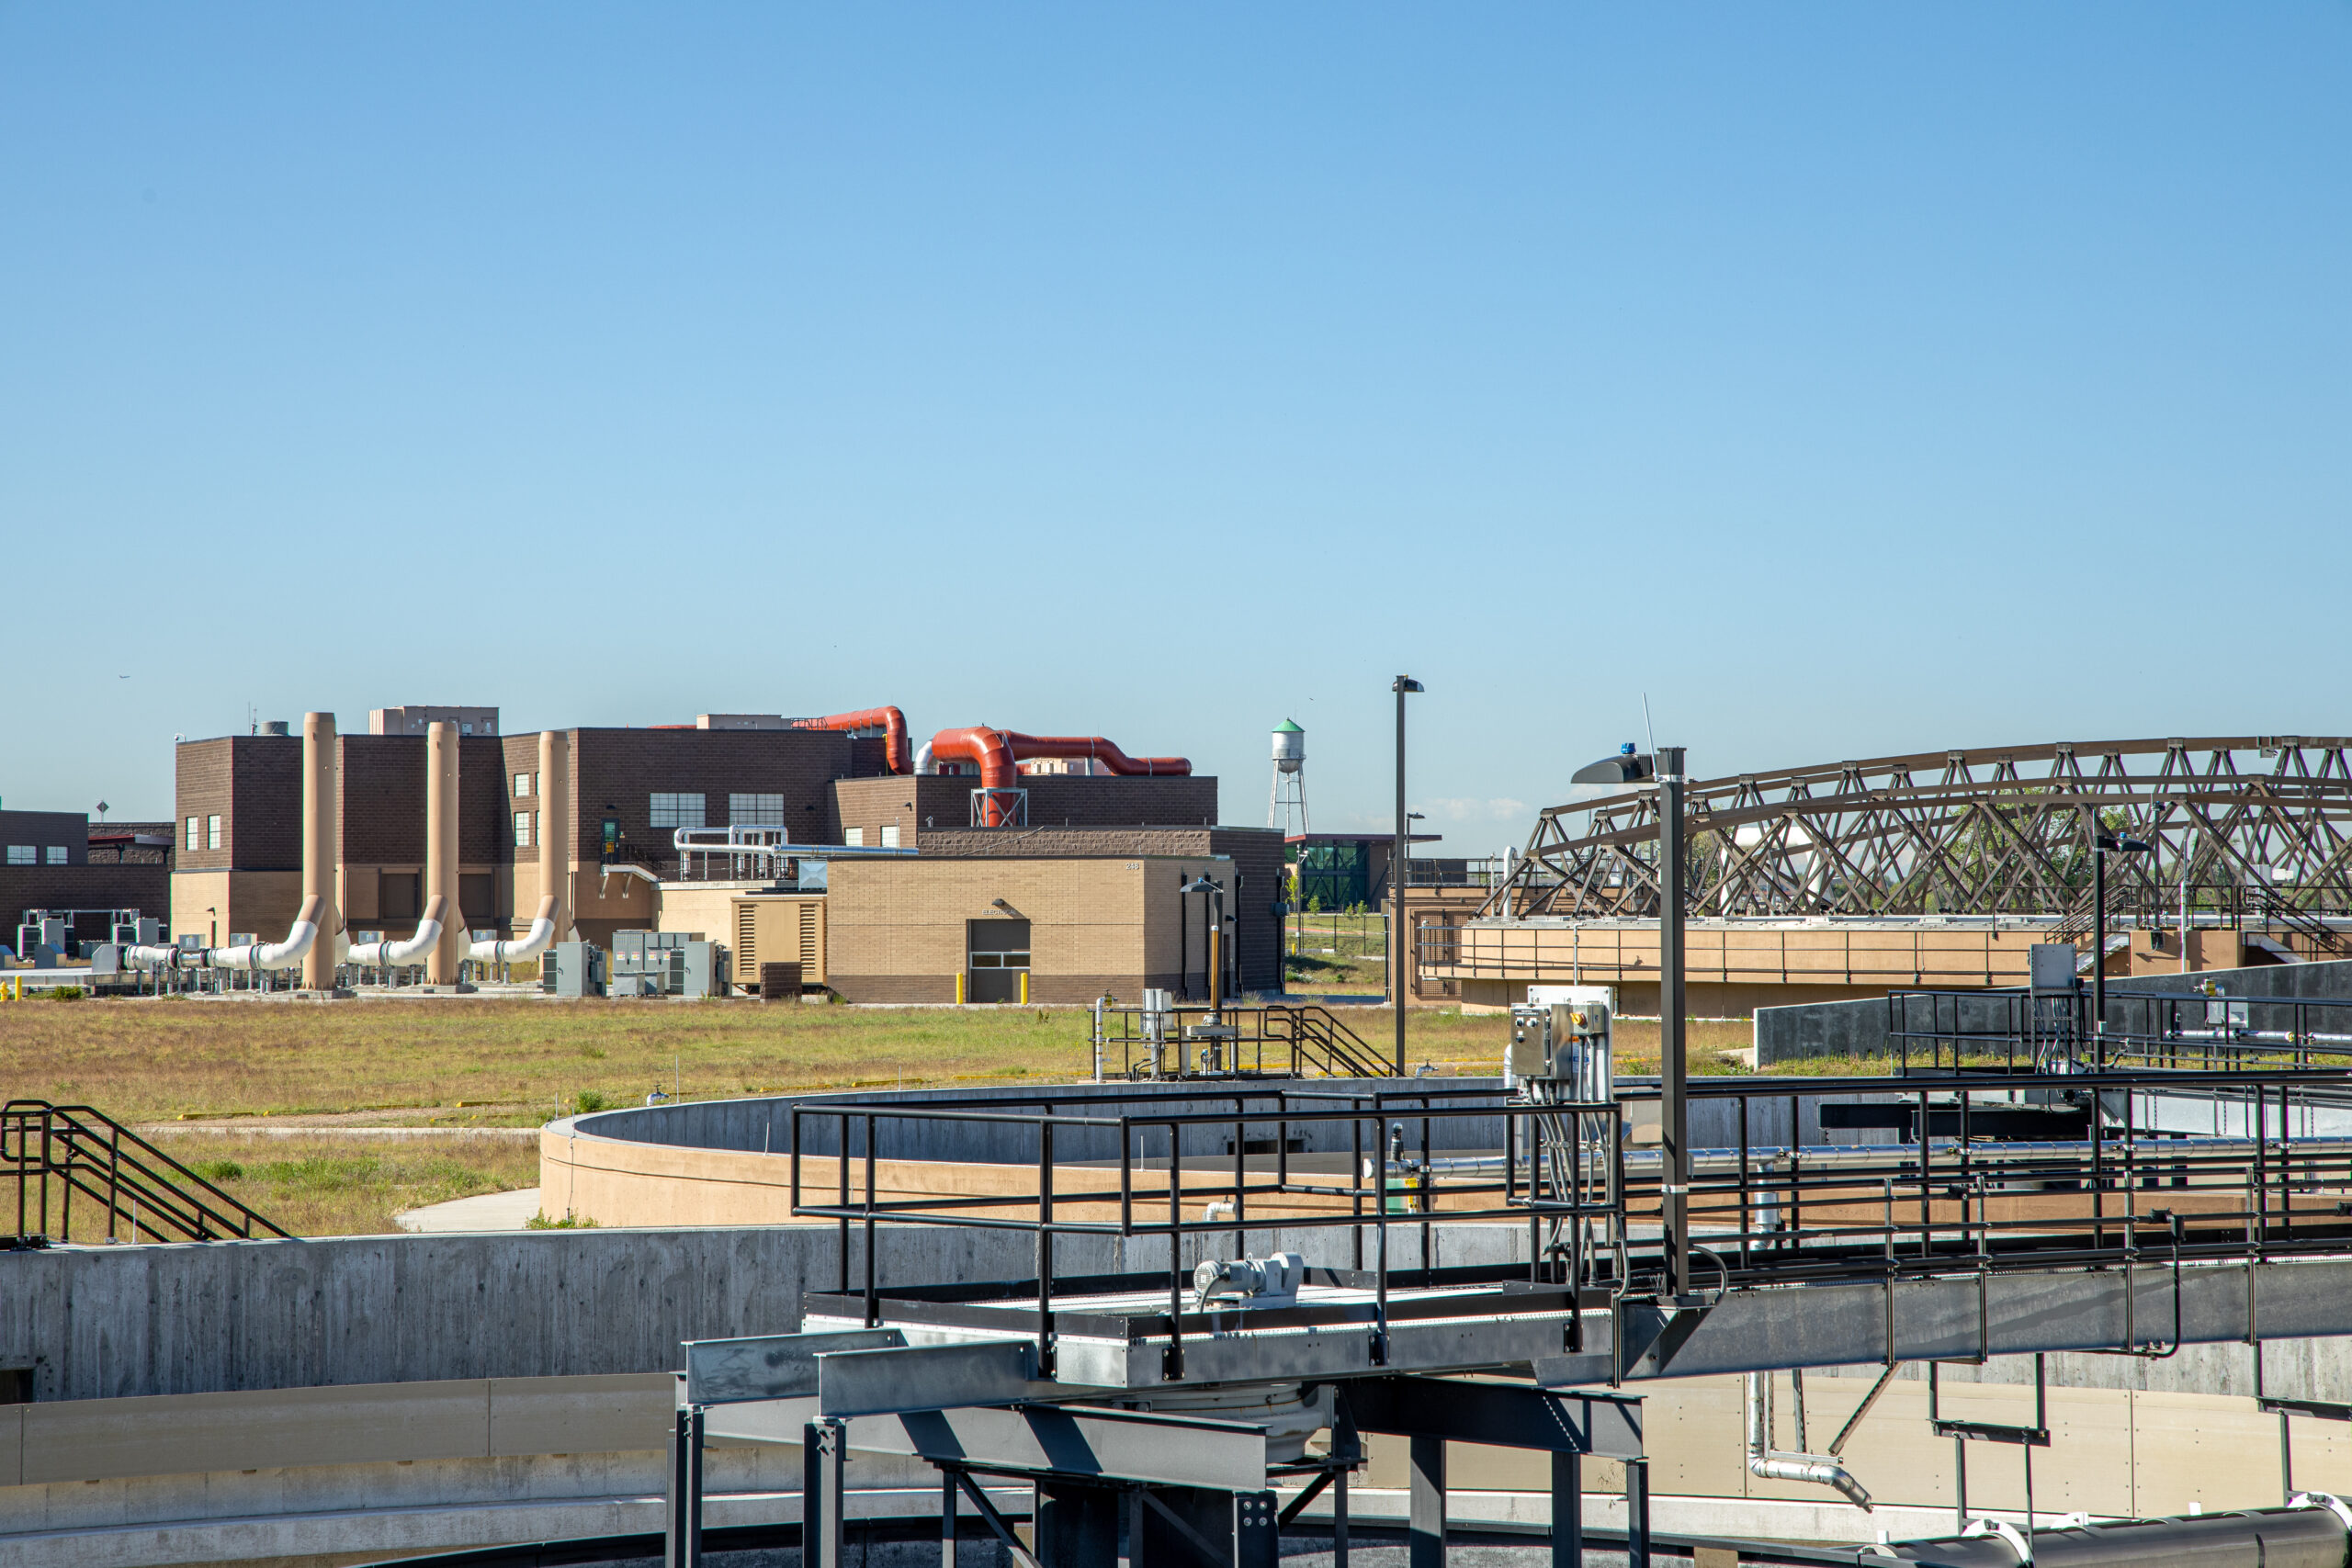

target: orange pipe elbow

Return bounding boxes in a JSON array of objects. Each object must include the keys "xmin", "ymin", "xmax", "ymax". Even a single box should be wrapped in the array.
[{"xmin": 793, "ymin": 707, "xmax": 911, "ymax": 774}]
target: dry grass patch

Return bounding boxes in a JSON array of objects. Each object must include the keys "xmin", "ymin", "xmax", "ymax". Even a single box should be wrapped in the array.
[{"xmin": 34, "ymin": 1132, "xmax": 540, "ymax": 1241}]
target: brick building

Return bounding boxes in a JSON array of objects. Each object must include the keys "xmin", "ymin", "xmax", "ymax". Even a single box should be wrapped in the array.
[
  {"xmin": 168, "ymin": 722, "xmax": 1257, "ymax": 976},
  {"xmin": 1, "ymin": 810, "xmax": 172, "ymax": 954}
]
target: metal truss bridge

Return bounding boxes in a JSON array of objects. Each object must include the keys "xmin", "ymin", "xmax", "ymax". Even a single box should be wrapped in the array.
[{"xmin": 1483, "ymin": 735, "xmax": 2352, "ymax": 926}]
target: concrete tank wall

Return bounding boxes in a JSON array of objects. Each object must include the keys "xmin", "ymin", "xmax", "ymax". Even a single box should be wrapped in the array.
[{"xmin": 2, "ymin": 1222, "xmax": 1533, "ymax": 1406}]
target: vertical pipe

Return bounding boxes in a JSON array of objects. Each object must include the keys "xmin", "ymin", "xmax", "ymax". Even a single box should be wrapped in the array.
[
  {"xmin": 425, "ymin": 721, "xmax": 462, "ymax": 984},
  {"xmin": 1394, "ymin": 679, "xmax": 1409, "ymax": 1076},
  {"xmin": 1624, "ymin": 1457, "xmax": 1651, "ymax": 1568},
  {"xmin": 1657, "ymin": 745, "xmax": 1689, "ymax": 1298},
  {"xmin": 539, "ymin": 728, "xmax": 571, "ymax": 943},
  {"xmin": 2093, "ymin": 842, "xmax": 2108, "ymax": 1063},
  {"xmin": 301, "ymin": 712, "xmax": 339, "ymax": 990}
]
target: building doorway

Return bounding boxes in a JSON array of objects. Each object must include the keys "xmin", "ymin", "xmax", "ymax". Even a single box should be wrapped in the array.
[{"xmin": 966, "ymin": 918, "xmax": 1031, "ymax": 1003}]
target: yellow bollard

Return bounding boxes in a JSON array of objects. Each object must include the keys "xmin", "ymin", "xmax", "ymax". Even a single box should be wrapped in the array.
[
  {"xmin": 956, "ymin": 972, "xmax": 967, "ymax": 1005},
  {"xmin": 1019, "ymin": 971, "xmax": 1030, "ymax": 1006}
]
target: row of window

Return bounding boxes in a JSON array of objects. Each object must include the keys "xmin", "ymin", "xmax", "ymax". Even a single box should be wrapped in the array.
[
  {"xmin": 842, "ymin": 826, "xmax": 902, "ymax": 848},
  {"xmin": 5, "ymin": 845, "xmax": 68, "ymax": 865},
  {"xmin": 185, "ymin": 815, "xmax": 222, "ymax": 852},
  {"xmin": 650, "ymin": 793, "xmax": 790, "ymax": 829}
]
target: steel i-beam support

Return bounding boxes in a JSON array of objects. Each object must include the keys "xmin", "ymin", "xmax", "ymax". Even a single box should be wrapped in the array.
[
  {"xmin": 1625, "ymin": 1456, "xmax": 1652, "ymax": 1568},
  {"xmin": 664, "ymin": 1405, "xmax": 704, "ymax": 1568},
  {"xmin": 1408, "ymin": 1432, "xmax": 1446, "ymax": 1568},
  {"xmin": 1554, "ymin": 1449, "xmax": 1582, "ymax": 1568},
  {"xmin": 804, "ymin": 1418, "xmax": 846, "ymax": 1568}
]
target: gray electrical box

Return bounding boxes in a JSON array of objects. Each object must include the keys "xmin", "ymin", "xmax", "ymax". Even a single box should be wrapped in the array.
[
  {"xmin": 2029, "ymin": 942, "xmax": 2079, "ymax": 992},
  {"xmin": 543, "ymin": 942, "xmax": 606, "ymax": 998},
  {"xmin": 680, "ymin": 941, "xmax": 729, "ymax": 998}
]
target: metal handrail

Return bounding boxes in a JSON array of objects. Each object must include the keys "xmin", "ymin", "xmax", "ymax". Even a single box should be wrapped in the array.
[{"xmin": 4, "ymin": 1100, "xmax": 288, "ymax": 1246}]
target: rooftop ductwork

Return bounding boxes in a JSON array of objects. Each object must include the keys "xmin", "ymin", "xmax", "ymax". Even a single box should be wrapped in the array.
[
  {"xmin": 792, "ymin": 707, "xmax": 911, "ymax": 774},
  {"xmin": 923, "ymin": 726, "xmax": 1193, "ymax": 824}
]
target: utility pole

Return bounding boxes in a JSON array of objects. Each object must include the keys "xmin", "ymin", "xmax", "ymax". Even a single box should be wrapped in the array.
[
  {"xmin": 1657, "ymin": 745, "xmax": 1690, "ymax": 1298},
  {"xmin": 1391, "ymin": 675, "xmax": 1423, "ymax": 1077}
]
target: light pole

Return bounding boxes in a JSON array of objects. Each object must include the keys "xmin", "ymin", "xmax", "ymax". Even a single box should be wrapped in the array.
[
  {"xmin": 1181, "ymin": 874, "xmax": 1226, "ymax": 1016},
  {"xmin": 1392, "ymin": 675, "xmax": 1424, "ymax": 1077},
  {"xmin": 2092, "ymin": 829, "xmax": 2153, "ymax": 1065},
  {"xmin": 1571, "ymin": 741, "xmax": 1686, "ymax": 1296}
]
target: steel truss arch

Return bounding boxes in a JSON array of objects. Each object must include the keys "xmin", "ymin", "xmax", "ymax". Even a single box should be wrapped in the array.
[{"xmin": 1486, "ymin": 737, "xmax": 2352, "ymax": 922}]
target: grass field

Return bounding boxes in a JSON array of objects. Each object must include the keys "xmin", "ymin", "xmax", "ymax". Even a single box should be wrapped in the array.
[
  {"xmin": 1, "ymin": 996, "xmax": 1765, "ymax": 1128},
  {"xmin": 4, "ymin": 995, "xmax": 1771, "ymax": 1236}
]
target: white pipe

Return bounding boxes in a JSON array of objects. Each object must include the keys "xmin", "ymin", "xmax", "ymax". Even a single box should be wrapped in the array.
[
  {"xmin": 345, "ymin": 895, "xmax": 448, "ymax": 967},
  {"xmin": 207, "ymin": 895, "xmax": 325, "ymax": 972},
  {"xmin": 914, "ymin": 740, "xmax": 935, "ymax": 775},
  {"xmin": 470, "ymin": 896, "xmax": 559, "ymax": 964},
  {"xmin": 125, "ymin": 944, "xmax": 182, "ymax": 971},
  {"xmin": 1746, "ymin": 1371, "xmax": 1872, "ymax": 1510}
]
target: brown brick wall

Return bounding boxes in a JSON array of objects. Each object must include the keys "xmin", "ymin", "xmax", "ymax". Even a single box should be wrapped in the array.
[
  {"xmin": 172, "ymin": 739, "xmax": 234, "ymax": 871},
  {"xmin": 3, "ymin": 864, "xmax": 171, "ymax": 945},
  {"xmin": 831, "ymin": 774, "xmax": 1222, "ymax": 846},
  {"xmin": 571, "ymin": 728, "xmax": 856, "ymax": 865},
  {"xmin": 339, "ymin": 736, "xmax": 428, "ymax": 865}
]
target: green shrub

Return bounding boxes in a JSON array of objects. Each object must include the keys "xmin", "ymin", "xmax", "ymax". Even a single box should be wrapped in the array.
[
  {"xmin": 48, "ymin": 986, "xmax": 85, "ymax": 1001},
  {"xmin": 192, "ymin": 1158, "xmax": 244, "ymax": 1183},
  {"xmin": 573, "ymin": 1089, "xmax": 611, "ymax": 1114},
  {"xmin": 526, "ymin": 1212, "xmax": 599, "ymax": 1229}
]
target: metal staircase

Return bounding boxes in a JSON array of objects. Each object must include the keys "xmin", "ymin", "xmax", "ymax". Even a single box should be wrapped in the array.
[{"xmin": 5, "ymin": 1100, "xmax": 288, "ymax": 1246}]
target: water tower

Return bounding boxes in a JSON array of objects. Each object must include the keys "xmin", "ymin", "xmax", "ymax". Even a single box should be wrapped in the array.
[{"xmin": 1267, "ymin": 719, "xmax": 1309, "ymax": 836}]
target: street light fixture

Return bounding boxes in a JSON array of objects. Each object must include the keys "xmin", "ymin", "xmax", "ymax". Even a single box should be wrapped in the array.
[
  {"xmin": 1392, "ymin": 676, "xmax": 1424, "ymax": 1076},
  {"xmin": 2092, "ymin": 829, "xmax": 2154, "ymax": 1062},
  {"xmin": 1182, "ymin": 874, "xmax": 1227, "ymax": 1016}
]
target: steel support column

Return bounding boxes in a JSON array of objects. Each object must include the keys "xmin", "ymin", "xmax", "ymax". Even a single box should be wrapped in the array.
[
  {"xmin": 664, "ymin": 1405, "xmax": 703, "ymax": 1568},
  {"xmin": 1625, "ymin": 1456, "xmax": 1652, "ymax": 1568},
  {"xmin": 1034, "ymin": 1480, "xmax": 1118, "ymax": 1566},
  {"xmin": 1553, "ymin": 1449, "xmax": 1582, "ymax": 1568},
  {"xmin": 1408, "ymin": 1432, "xmax": 1446, "ymax": 1568},
  {"xmin": 1658, "ymin": 744, "xmax": 1690, "ymax": 1298},
  {"xmin": 804, "ymin": 1418, "xmax": 846, "ymax": 1568}
]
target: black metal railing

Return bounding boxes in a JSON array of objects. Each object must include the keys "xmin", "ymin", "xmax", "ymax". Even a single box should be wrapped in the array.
[
  {"xmin": 4, "ymin": 1100, "xmax": 288, "ymax": 1246},
  {"xmin": 786, "ymin": 1066, "xmax": 2352, "ymax": 1366},
  {"xmin": 1889, "ymin": 987, "xmax": 2352, "ymax": 1073},
  {"xmin": 1093, "ymin": 1003, "xmax": 1391, "ymax": 1080}
]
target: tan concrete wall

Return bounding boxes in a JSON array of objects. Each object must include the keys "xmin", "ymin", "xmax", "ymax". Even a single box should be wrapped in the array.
[
  {"xmin": 1361, "ymin": 1369, "xmax": 2352, "ymax": 1519},
  {"xmin": 824, "ymin": 854, "xmax": 1222, "ymax": 1002},
  {"xmin": 0, "ymin": 1373, "xmax": 671, "ymax": 1488},
  {"xmin": 169, "ymin": 869, "xmax": 300, "ymax": 946}
]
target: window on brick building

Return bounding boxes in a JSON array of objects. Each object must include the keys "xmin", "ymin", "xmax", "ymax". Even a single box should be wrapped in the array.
[
  {"xmin": 650, "ymin": 793, "xmax": 705, "ymax": 829},
  {"xmin": 514, "ymin": 773, "xmax": 533, "ymax": 798},
  {"xmin": 44, "ymin": 847, "xmax": 66, "ymax": 865},
  {"xmin": 844, "ymin": 827, "xmax": 865, "ymax": 847},
  {"xmin": 206, "ymin": 815, "xmax": 222, "ymax": 851},
  {"xmin": 729, "ymin": 793, "xmax": 784, "ymax": 825},
  {"xmin": 880, "ymin": 824, "xmax": 900, "ymax": 849},
  {"xmin": 186, "ymin": 817, "xmax": 199, "ymax": 852},
  {"xmin": 513, "ymin": 811, "xmax": 532, "ymax": 848},
  {"xmin": 5, "ymin": 846, "xmax": 32, "ymax": 866}
]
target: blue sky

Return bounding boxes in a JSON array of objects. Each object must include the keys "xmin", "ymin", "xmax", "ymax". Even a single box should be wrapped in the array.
[{"xmin": 4, "ymin": 5, "xmax": 2346, "ymax": 844}]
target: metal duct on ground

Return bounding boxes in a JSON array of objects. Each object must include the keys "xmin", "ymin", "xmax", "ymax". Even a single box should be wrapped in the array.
[
  {"xmin": 204, "ymin": 895, "xmax": 327, "ymax": 972},
  {"xmin": 1747, "ymin": 1371, "xmax": 1871, "ymax": 1511},
  {"xmin": 1866, "ymin": 1493, "xmax": 2352, "ymax": 1566},
  {"xmin": 791, "ymin": 707, "xmax": 911, "ymax": 775},
  {"xmin": 425, "ymin": 721, "xmax": 461, "ymax": 984},
  {"xmin": 469, "ymin": 896, "xmax": 558, "ymax": 964},
  {"xmin": 345, "ymin": 895, "xmax": 448, "ymax": 968},
  {"xmin": 539, "ymin": 728, "xmax": 571, "ymax": 942},
  {"xmin": 302, "ymin": 712, "xmax": 339, "ymax": 990}
]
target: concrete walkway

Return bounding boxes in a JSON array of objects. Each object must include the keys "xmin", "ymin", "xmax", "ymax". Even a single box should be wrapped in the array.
[{"xmin": 394, "ymin": 1188, "xmax": 544, "ymax": 1233}]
